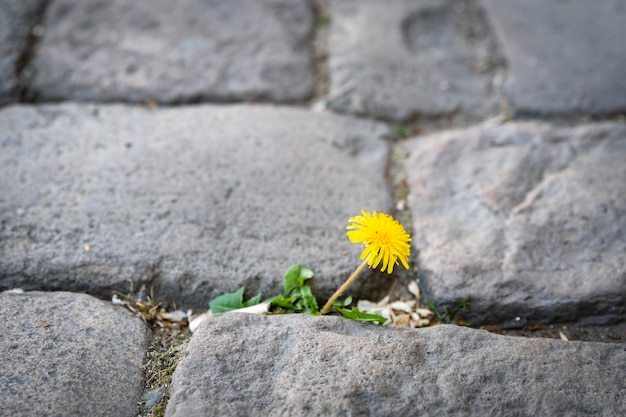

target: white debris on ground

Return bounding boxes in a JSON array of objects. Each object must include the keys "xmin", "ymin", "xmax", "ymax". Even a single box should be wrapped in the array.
[
  {"xmin": 189, "ymin": 303, "xmax": 271, "ymax": 333},
  {"xmin": 189, "ymin": 312, "xmax": 209, "ymax": 333},
  {"xmin": 174, "ymin": 282, "xmax": 435, "ymax": 334},
  {"xmin": 357, "ymin": 281, "xmax": 435, "ymax": 328},
  {"xmin": 2, "ymin": 288, "xmax": 25, "ymax": 294}
]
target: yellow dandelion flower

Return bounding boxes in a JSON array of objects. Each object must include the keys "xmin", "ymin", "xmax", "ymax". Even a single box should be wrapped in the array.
[{"xmin": 346, "ymin": 210, "xmax": 411, "ymax": 274}]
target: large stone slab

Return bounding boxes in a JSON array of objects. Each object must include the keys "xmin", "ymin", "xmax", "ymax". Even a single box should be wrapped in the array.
[
  {"xmin": 166, "ymin": 314, "xmax": 626, "ymax": 417},
  {"xmin": 0, "ymin": 103, "xmax": 392, "ymax": 309},
  {"xmin": 405, "ymin": 122, "xmax": 626, "ymax": 325},
  {"xmin": 0, "ymin": 0, "xmax": 45, "ymax": 104},
  {"xmin": 0, "ymin": 291, "xmax": 150, "ymax": 417},
  {"xmin": 326, "ymin": 0, "xmax": 503, "ymax": 122},
  {"xmin": 481, "ymin": 0, "xmax": 626, "ymax": 116},
  {"xmin": 31, "ymin": 0, "xmax": 314, "ymax": 103}
]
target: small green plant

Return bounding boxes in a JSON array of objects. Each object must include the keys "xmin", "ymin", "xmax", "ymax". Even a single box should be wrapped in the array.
[
  {"xmin": 268, "ymin": 264, "xmax": 319, "ymax": 315},
  {"xmin": 208, "ymin": 265, "xmax": 387, "ymax": 324},
  {"xmin": 316, "ymin": 14, "xmax": 331, "ymax": 27},
  {"xmin": 395, "ymin": 125, "xmax": 409, "ymax": 139},
  {"xmin": 426, "ymin": 297, "xmax": 470, "ymax": 324},
  {"xmin": 209, "ymin": 210, "xmax": 413, "ymax": 325}
]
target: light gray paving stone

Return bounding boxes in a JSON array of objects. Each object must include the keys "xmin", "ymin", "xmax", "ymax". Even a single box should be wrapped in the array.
[
  {"xmin": 405, "ymin": 121, "xmax": 626, "ymax": 325},
  {"xmin": 0, "ymin": 0, "xmax": 45, "ymax": 104},
  {"xmin": 481, "ymin": 0, "xmax": 626, "ymax": 116},
  {"xmin": 326, "ymin": 0, "xmax": 503, "ymax": 122},
  {"xmin": 31, "ymin": 0, "xmax": 314, "ymax": 103},
  {"xmin": 0, "ymin": 291, "xmax": 150, "ymax": 417},
  {"xmin": 0, "ymin": 103, "xmax": 392, "ymax": 309},
  {"xmin": 166, "ymin": 313, "xmax": 626, "ymax": 417}
]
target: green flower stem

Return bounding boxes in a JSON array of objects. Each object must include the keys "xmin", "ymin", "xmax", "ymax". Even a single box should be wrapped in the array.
[{"xmin": 320, "ymin": 259, "xmax": 369, "ymax": 315}]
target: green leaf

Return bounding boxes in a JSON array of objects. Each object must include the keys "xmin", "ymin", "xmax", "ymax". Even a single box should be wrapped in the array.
[
  {"xmin": 209, "ymin": 287, "xmax": 245, "ymax": 313},
  {"xmin": 298, "ymin": 285, "xmax": 319, "ymax": 315},
  {"xmin": 283, "ymin": 264, "xmax": 314, "ymax": 294},
  {"xmin": 209, "ymin": 287, "xmax": 262, "ymax": 313},
  {"xmin": 395, "ymin": 125, "xmax": 408, "ymax": 139},
  {"xmin": 333, "ymin": 296, "xmax": 353, "ymax": 308},
  {"xmin": 316, "ymin": 15, "xmax": 331, "ymax": 27},
  {"xmin": 336, "ymin": 307, "xmax": 388, "ymax": 324},
  {"xmin": 244, "ymin": 293, "xmax": 263, "ymax": 307},
  {"xmin": 269, "ymin": 294, "xmax": 297, "ymax": 311},
  {"xmin": 269, "ymin": 286, "xmax": 319, "ymax": 315},
  {"xmin": 425, "ymin": 301, "xmax": 445, "ymax": 323},
  {"xmin": 448, "ymin": 297, "xmax": 470, "ymax": 321}
]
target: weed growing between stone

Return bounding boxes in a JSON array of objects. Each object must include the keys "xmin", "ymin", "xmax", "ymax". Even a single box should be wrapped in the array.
[
  {"xmin": 209, "ymin": 210, "xmax": 413, "ymax": 324},
  {"xmin": 426, "ymin": 298, "xmax": 471, "ymax": 324},
  {"xmin": 113, "ymin": 284, "xmax": 190, "ymax": 417},
  {"xmin": 321, "ymin": 210, "xmax": 412, "ymax": 314},
  {"xmin": 119, "ymin": 211, "xmax": 424, "ymax": 415},
  {"xmin": 138, "ymin": 333, "xmax": 188, "ymax": 417}
]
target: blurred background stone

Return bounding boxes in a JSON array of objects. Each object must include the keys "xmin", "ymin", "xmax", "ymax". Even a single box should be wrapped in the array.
[
  {"xmin": 326, "ymin": 0, "xmax": 503, "ymax": 122},
  {"xmin": 0, "ymin": 0, "xmax": 45, "ymax": 104},
  {"xmin": 481, "ymin": 0, "xmax": 626, "ymax": 115},
  {"xmin": 31, "ymin": 0, "xmax": 315, "ymax": 103}
]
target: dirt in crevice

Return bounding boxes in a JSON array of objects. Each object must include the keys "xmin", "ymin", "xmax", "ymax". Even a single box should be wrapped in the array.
[
  {"xmin": 15, "ymin": 0, "xmax": 50, "ymax": 102},
  {"xmin": 310, "ymin": 0, "xmax": 331, "ymax": 102}
]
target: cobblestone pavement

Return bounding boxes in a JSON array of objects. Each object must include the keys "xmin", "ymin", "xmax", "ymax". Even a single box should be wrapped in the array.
[{"xmin": 1, "ymin": 1, "xmax": 625, "ymax": 416}]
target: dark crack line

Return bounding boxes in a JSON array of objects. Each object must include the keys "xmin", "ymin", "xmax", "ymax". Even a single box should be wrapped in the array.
[{"xmin": 15, "ymin": 0, "xmax": 51, "ymax": 102}]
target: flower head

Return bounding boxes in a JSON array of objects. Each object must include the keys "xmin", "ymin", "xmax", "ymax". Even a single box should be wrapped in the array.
[{"xmin": 346, "ymin": 210, "xmax": 411, "ymax": 274}]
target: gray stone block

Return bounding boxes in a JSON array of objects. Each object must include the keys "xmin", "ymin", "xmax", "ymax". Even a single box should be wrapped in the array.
[
  {"xmin": 32, "ymin": 0, "xmax": 314, "ymax": 103},
  {"xmin": 0, "ymin": 291, "xmax": 150, "ymax": 417},
  {"xmin": 0, "ymin": 103, "xmax": 392, "ymax": 309},
  {"xmin": 481, "ymin": 0, "xmax": 626, "ymax": 116},
  {"xmin": 327, "ymin": 0, "xmax": 503, "ymax": 122},
  {"xmin": 0, "ymin": 0, "xmax": 45, "ymax": 104},
  {"xmin": 166, "ymin": 314, "xmax": 626, "ymax": 417},
  {"xmin": 405, "ymin": 122, "xmax": 626, "ymax": 325}
]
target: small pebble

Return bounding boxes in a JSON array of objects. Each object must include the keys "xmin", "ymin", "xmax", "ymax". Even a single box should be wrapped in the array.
[{"xmin": 144, "ymin": 387, "xmax": 164, "ymax": 409}]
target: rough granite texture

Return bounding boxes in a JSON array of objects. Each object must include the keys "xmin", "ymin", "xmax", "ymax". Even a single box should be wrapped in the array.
[
  {"xmin": 0, "ymin": 103, "xmax": 393, "ymax": 309},
  {"xmin": 31, "ymin": 0, "xmax": 314, "ymax": 103},
  {"xmin": 0, "ymin": 0, "xmax": 45, "ymax": 104},
  {"xmin": 0, "ymin": 1, "xmax": 625, "ymax": 416},
  {"xmin": 405, "ymin": 121, "xmax": 626, "ymax": 325},
  {"xmin": 327, "ymin": 0, "xmax": 503, "ymax": 122},
  {"xmin": 0, "ymin": 291, "xmax": 150, "ymax": 417},
  {"xmin": 481, "ymin": 0, "xmax": 626, "ymax": 116},
  {"xmin": 166, "ymin": 314, "xmax": 626, "ymax": 417}
]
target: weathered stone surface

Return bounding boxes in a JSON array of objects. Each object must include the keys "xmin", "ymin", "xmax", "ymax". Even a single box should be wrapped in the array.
[
  {"xmin": 0, "ymin": 103, "xmax": 392, "ymax": 309},
  {"xmin": 481, "ymin": 0, "xmax": 626, "ymax": 116},
  {"xmin": 326, "ymin": 0, "xmax": 503, "ymax": 122},
  {"xmin": 0, "ymin": 0, "xmax": 44, "ymax": 104},
  {"xmin": 166, "ymin": 313, "xmax": 626, "ymax": 417},
  {"xmin": 32, "ymin": 0, "xmax": 314, "ymax": 103},
  {"xmin": 0, "ymin": 291, "xmax": 150, "ymax": 417},
  {"xmin": 405, "ymin": 122, "xmax": 626, "ymax": 325}
]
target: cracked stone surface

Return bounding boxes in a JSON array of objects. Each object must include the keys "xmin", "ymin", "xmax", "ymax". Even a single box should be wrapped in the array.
[
  {"xmin": 166, "ymin": 314, "xmax": 626, "ymax": 417},
  {"xmin": 0, "ymin": 291, "xmax": 150, "ymax": 417},
  {"xmin": 0, "ymin": 0, "xmax": 44, "ymax": 104},
  {"xmin": 481, "ymin": 0, "xmax": 626, "ymax": 116},
  {"xmin": 0, "ymin": 103, "xmax": 392, "ymax": 309},
  {"xmin": 405, "ymin": 122, "xmax": 626, "ymax": 325},
  {"xmin": 31, "ymin": 0, "xmax": 314, "ymax": 103},
  {"xmin": 326, "ymin": 0, "xmax": 503, "ymax": 122}
]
